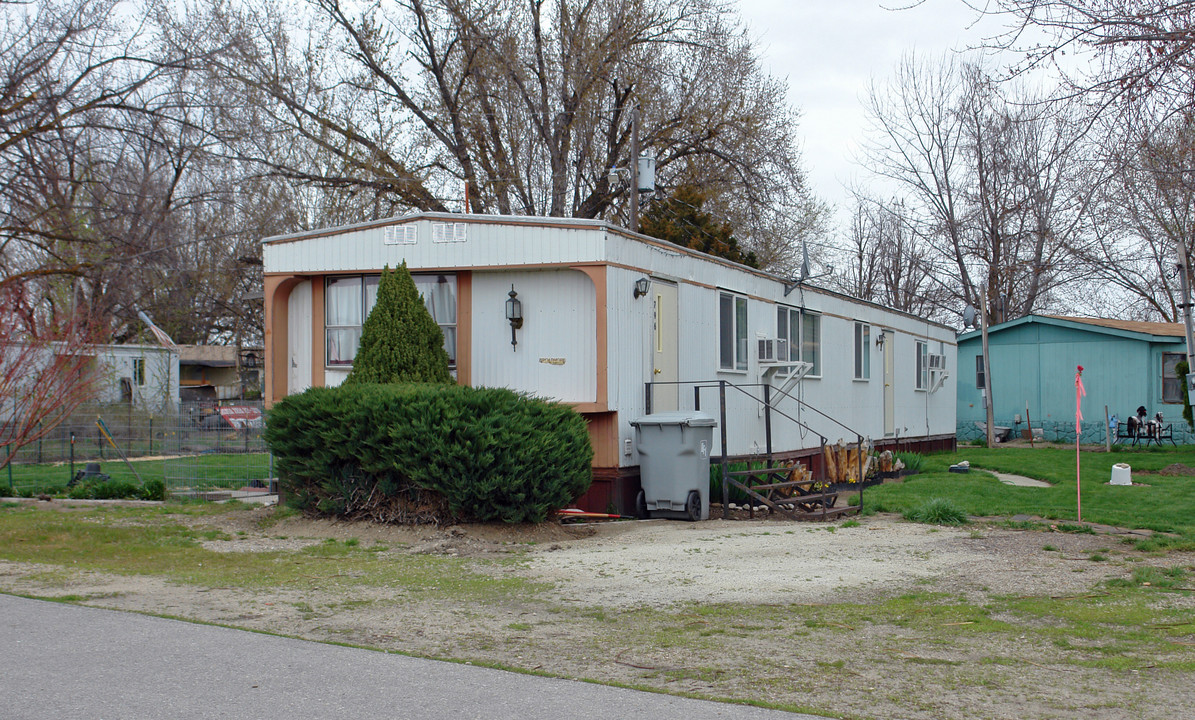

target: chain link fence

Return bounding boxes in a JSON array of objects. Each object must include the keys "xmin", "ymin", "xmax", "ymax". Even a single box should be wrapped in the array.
[
  {"xmin": 3, "ymin": 401, "xmax": 274, "ymax": 500},
  {"xmin": 957, "ymin": 418, "xmax": 1194, "ymax": 446}
]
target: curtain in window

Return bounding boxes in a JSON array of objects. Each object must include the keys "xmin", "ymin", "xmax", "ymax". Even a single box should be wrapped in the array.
[{"xmin": 326, "ymin": 277, "xmax": 363, "ymax": 327}]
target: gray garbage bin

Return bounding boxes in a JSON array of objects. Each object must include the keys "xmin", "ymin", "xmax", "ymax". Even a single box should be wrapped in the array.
[{"xmin": 631, "ymin": 411, "xmax": 717, "ymax": 521}]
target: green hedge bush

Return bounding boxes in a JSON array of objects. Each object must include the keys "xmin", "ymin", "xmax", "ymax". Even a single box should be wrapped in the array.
[{"xmin": 264, "ymin": 383, "xmax": 593, "ymax": 524}]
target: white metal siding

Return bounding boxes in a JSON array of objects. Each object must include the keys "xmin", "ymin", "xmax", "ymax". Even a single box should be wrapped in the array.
[
  {"xmin": 471, "ymin": 270, "xmax": 597, "ymax": 402},
  {"xmin": 265, "ymin": 220, "xmax": 607, "ymax": 275},
  {"xmin": 265, "ymin": 215, "xmax": 958, "ymax": 461}
]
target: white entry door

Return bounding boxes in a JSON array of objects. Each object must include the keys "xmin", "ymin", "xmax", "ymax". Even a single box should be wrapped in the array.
[
  {"xmin": 652, "ymin": 281, "xmax": 679, "ymax": 411},
  {"xmin": 288, "ymin": 281, "xmax": 312, "ymax": 394},
  {"xmin": 883, "ymin": 330, "xmax": 895, "ymax": 436}
]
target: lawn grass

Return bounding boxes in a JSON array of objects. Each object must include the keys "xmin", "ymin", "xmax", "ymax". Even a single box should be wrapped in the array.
[
  {"xmin": 0, "ymin": 502, "xmax": 540, "ymax": 601},
  {"xmin": 2, "ymin": 453, "xmax": 273, "ymax": 494},
  {"xmin": 866, "ymin": 446, "xmax": 1195, "ymax": 543}
]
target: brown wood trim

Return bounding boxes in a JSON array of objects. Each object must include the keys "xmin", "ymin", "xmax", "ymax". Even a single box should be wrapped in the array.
[
  {"xmin": 456, "ymin": 271, "xmax": 471, "ymax": 386},
  {"xmin": 263, "ymin": 275, "xmax": 305, "ymax": 407},
  {"xmin": 581, "ymin": 410, "xmax": 619, "ymax": 467},
  {"xmin": 310, "ymin": 276, "xmax": 325, "ymax": 388},
  {"xmin": 570, "ymin": 265, "xmax": 607, "ymax": 408}
]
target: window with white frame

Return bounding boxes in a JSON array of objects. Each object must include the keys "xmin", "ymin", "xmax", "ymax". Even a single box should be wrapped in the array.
[
  {"xmin": 801, "ymin": 310, "xmax": 820, "ymax": 376},
  {"xmin": 325, "ymin": 273, "xmax": 456, "ymax": 367},
  {"xmin": 916, "ymin": 340, "xmax": 929, "ymax": 390},
  {"xmin": 132, "ymin": 357, "xmax": 146, "ymax": 386},
  {"xmin": 776, "ymin": 306, "xmax": 800, "ymax": 362},
  {"xmin": 854, "ymin": 322, "xmax": 871, "ymax": 380},
  {"xmin": 975, "ymin": 354, "xmax": 985, "ymax": 389},
  {"xmin": 719, "ymin": 291, "xmax": 748, "ymax": 371},
  {"xmin": 1162, "ymin": 352, "xmax": 1184, "ymax": 404}
]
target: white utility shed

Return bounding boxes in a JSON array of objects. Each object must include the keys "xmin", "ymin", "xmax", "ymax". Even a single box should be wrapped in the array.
[{"xmin": 262, "ymin": 213, "xmax": 956, "ymax": 512}]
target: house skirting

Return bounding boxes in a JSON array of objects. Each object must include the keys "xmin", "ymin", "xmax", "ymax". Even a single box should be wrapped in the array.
[{"xmin": 572, "ymin": 433, "xmax": 956, "ymax": 515}]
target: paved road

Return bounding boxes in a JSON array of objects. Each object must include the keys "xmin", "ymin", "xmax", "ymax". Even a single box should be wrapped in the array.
[{"xmin": 0, "ymin": 594, "xmax": 824, "ymax": 719}]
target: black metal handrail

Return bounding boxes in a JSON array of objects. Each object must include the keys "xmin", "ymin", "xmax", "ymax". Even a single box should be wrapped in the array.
[{"xmin": 644, "ymin": 379, "xmax": 868, "ymax": 519}]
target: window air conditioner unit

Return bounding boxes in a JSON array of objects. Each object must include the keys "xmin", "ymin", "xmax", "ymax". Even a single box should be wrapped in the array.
[
  {"xmin": 757, "ymin": 337, "xmax": 778, "ymax": 364},
  {"xmin": 928, "ymin": 353, "xmax": 945, "ymax": 371}
]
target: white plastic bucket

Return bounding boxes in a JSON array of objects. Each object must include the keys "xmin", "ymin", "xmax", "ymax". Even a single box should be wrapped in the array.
[{"xmin": 1110, "ymin": 463, "xmax": 1132, "ymax": 486}]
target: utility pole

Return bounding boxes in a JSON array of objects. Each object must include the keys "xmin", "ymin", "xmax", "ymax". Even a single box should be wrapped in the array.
[
  {"xmin": 1178, "ymin": 243, "xmax": 1195, "ymax": 396},
  {"xmin": 629, "ymin": 105, "xmax": 640, "ymax": 233},
  {"xmin": 980, "ymin": 292, "xmax": 996, "ymax": 448}
]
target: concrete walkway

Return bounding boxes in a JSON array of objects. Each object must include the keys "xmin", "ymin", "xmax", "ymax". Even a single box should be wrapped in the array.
[
  {"xmin": 977, "ymin": 469, "xmax": 1052, "ymax": 488},
  {"xmin": 0, "ymin": 594, "xmax": 820, "ymax": 720}
]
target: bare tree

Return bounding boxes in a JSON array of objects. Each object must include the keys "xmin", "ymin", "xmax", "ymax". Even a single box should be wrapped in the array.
[
  {"xmin": 858, "ymin": 52, "xmax": 1093, "ymax": 325},
  {"xmin": 831, "ymin": 193, "xmax": 947, "ymax": 317},
  {"xmin": 977, "ymin": 0, "xmax": 1195, "ymax": 120},
  {"xmin": 0, "ymin": 282, "xmax": 103, "ymax": 471},
  {"xmin": 1077, "ymin": 111, "xmax": 1195, "ymax": 320},
  {"xmin": 158, "ymin": 0, "xmax": 820, "ymax": 257}
]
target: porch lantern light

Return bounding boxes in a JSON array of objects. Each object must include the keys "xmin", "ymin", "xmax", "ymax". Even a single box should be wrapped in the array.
[
  {"xmin": 633, "ymin": 277, "xmax": 651, "ymax": 299},
  {"xmin": 875, "ymin": 332, "xmax": 885, "ymax": 349},
  {"xmin": 505, "ymin": 285, "xmax": 523, "ymax": 350}
]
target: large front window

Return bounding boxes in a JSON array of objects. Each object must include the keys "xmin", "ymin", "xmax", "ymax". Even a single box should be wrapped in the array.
[
  {"xmin": 719, "ymin": 292, "xmax": 748, "ymax": 371},
  {"xmin": 325, "ymin": 273, "xmax": 456, "ymax": 367}
]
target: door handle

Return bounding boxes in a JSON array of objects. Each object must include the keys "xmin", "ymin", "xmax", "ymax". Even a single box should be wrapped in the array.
[{"xmin": 653, "ymin": 368, "xmax": 662, "ymax": 375}]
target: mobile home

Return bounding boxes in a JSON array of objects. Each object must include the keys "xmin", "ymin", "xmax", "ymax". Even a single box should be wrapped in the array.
[{"xmin": 262, "ymin": 213, "xmax": 957, "ymax": 513}]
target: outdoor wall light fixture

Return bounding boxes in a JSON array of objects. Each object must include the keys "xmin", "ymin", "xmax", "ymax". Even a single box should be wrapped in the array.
[
  {"xmin": 633, "ymin": 277, "xmax": 651, "ymax": 299},
  {"xmin": 505, "ymin": 284, "xmax": 523, "ymax": 350},
  {"xmin": 875, "ymin": 332, "xmax": 885, "ymax": 349}
]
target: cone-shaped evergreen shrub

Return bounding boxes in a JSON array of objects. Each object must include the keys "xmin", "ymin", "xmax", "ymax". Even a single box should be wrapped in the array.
[
  {"xmin": 265, "ymin": 384, "xmax": 594, "ymax": 524},
  {"xmin": 345, "ymin": 263, "xmax": 452, "ymax": 384}
]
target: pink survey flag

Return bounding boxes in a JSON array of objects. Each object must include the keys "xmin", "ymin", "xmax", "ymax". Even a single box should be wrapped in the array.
[
  {"xmin": 1075, "ymin": 365, "xmax": 1085, "ymax": 522},
  {"xmin": 1075, "ymin": 365, "xmax": 1086, "ymax": 432}
]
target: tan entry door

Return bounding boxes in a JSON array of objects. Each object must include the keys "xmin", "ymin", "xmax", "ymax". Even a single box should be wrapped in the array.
[{"xmin": 652, "ymin": 281, "xmax": 679, "ymax": 411}]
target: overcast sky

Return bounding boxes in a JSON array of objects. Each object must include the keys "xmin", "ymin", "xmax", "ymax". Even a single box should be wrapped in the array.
[{"xmin": 736, "ymin": 0, "xmax": 1008, "ymax": 222}]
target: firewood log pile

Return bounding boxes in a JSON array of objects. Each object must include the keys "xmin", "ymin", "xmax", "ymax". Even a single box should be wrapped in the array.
[{"xmin": 784, "ymin": 441, "xmax": 904, "ymax": 489}]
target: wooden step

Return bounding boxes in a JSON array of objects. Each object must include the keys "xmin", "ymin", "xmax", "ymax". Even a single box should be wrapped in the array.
[
  {"xmin": 773, "ymin": 492, "xmax": 838, "ymax": 508},
  {"xmin": 787, "ymin": 505, "xmax": 858, "ymax": 522},
  {"xmin": 748, "ymin": 479, "xmax": 817, "ymax": 493},
  {"xmin": 727, "ymin": 467, "xmax": 792, "ymax": 478}
]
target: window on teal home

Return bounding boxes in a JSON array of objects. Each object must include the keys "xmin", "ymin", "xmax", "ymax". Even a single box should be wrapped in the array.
[
  {"xmin": 975, "ymin": 354, "xmax": 985, "ymax": 390},
  {"xmin": 1162, "ymin": 352, "xmax": 1184, "ymax": 403}
]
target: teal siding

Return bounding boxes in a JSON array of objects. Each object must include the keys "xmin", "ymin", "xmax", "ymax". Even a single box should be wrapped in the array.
[{"xmin": 957, "ymin": 318, "xmax": 1188, "ymax": 442}]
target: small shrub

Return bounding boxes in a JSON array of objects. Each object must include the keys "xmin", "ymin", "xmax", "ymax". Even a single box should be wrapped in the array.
[
  {"xmin": 903, "ymin": 498, "xmax": 968, "ymax": 526},
  {"xmin": 139, "ymin": 479, "xmax": 166, "ymax": 501},
  {"xmin": 345, "ymin": 263, "xmax": 452, "ymax": 385}
]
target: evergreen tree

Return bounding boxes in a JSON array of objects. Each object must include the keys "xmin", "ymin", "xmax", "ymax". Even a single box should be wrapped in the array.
[
  {"xmin": 640, "ymin": 185, "xmax": 759, "ymax": 268},
  {"xmin": 345, "ymin": 263, "xmax": 453, "ymax": 385}
]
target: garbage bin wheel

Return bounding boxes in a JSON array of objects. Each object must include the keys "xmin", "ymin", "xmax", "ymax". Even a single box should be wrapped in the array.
[
  {"xmin": 684, "ymin": 490, "xmax": 701, "ymax": 522},
  {"xmin": 635, "ymin": 489, "xmax": 649, "ymax": 519}
]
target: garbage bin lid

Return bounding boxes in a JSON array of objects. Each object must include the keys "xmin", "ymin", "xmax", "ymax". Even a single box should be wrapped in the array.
[{"xmin": 631, "ymin": 411, "xmax": 718, "ymax": 428}]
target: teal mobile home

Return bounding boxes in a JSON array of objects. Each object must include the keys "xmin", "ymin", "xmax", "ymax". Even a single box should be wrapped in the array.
[{"xmin": 957, "ymin": 315, "xmax": 1190, "ymax": 444}]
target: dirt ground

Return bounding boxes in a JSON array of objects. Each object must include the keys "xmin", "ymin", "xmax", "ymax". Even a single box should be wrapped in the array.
[{"xmin": 2, "ymin": 501, "xmax": 1193, "ymax": 720}]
